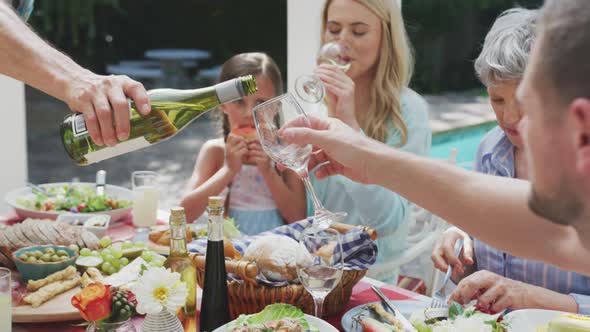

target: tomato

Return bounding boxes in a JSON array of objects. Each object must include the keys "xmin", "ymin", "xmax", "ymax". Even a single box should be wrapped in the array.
[{"xmin": 77, "ymin": 203, "xmax": 87, "ymax": 212}]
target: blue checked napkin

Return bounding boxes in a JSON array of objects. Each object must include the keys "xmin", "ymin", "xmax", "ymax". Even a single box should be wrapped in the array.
[{"xmin": 187, "ymin": 218, "xmax": 378, "ymax": 286}]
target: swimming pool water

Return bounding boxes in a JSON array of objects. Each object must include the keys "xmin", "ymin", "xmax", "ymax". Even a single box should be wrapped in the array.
[{"xmin": 430, "ymin": 121, "xmax": 498, "ymax": 169}]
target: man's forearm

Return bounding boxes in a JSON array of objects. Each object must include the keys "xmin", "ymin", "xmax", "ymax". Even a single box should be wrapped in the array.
[
  {"xmin": 362, "ymin": 140, "xmax": 590, "ymax": 275},
  {"xmin": 0, "ymin": 3, "xmax": 82, "ymax": 102}
]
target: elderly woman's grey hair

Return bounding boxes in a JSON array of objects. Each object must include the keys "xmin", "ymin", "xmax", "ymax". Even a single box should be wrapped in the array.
[{"xmin": 475, "ymin": 8, "xmax": 539, "ymax": 87}]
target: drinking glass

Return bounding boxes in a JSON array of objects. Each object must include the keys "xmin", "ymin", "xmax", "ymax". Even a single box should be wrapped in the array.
[
  {"xmin": 131, "ymin": 171, "xmax": 159, "ymax": 231},
  {"xmin": 297, "ymin": 228, "xmax": 343, "ymax": 318},
  {"xmin": 295, "ymin": 42, "xmax": 352, "ymax": 103},
  {"xmin": 0, "ymin": 268, "xmax": 11, "ymax": 332},
  {"xmin": 252, "ymin": 93, "xmax": 346, "ymax": 229}
]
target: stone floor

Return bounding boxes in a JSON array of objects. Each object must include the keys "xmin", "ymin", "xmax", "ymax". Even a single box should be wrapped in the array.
[{"xmin": 25, "ymin": 87, "xmax": 493, "ymax": 211}]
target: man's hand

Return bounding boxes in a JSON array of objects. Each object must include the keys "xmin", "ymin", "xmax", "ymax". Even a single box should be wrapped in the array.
[
  {"xmin": 65, "ymin": 72, "xmax": 151, "ymax": 146},
  {"xmin": 279, "ymin": 115, "xmax": 377, "ymax": 184},
  {"xmin": 431, "ymin": 227, "xmax": 474, "ymax": 278},
  {"xmin": 450, "ymin": 270, "xmax": 529, "ymax": 313}
]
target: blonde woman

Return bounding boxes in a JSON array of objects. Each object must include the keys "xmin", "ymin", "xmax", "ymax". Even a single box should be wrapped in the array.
[{"xmin": 309, "ymin": 0, "xmax": 431, "ymax": 283}]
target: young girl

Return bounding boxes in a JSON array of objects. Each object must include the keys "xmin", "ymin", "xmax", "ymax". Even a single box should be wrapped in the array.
[{"xmin": 180, "ymin": 53, "xmax": 306, "ymax": 235}]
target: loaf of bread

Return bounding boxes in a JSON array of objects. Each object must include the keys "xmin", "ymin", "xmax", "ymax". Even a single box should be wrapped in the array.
[
  {"xmin": 149, "ymin": 226, "xmax": 193, "ymax": 246},
  {"xmin": 243, "ymin": 235, "xmax": 313, "ymax": 282}
]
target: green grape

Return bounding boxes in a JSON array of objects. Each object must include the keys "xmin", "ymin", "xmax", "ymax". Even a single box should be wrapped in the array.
[
  {"xmin": 107, "ymin": 266, "xmax": 117, "ymax": 275},
  {"xmin": 99, "ymin": 236, "xmax": 112, "ymax": 248},
  {"xmin": 150, "ymin": 260, "xmax": 163, "ymax": 267},
  {"xmin": 69, "ymin": 244, "xmax": 80, "ymax": 253},
  {"xmin": 111, "ymin": 259, "xmax": 121, "ymax": 268},
  {"xmin": 122, "ymin": 241, "xmax": 133, "ymax": 249},
  {"xmin": 119, "ymin": 257, "xmax": 129, "ymax": 266},
  {"xmin": 112, "ymin": 249, "xmax": 123, "ymax": 259},
  {"xmin": 134, "ymin": 241, "xmax": 145, "ymax": 248},
  {"xmin": 101, "ymin": 262, "xmax": 112, "ymax": 272},
  {"xmin": 140, "ymin": 251, "xmax": 153, "ymax": 262},
  {"xmin": 91, "ymin": 250, "xmax": 101, "ymax": 257},
  {"xmin": 79, "ymin": 248, "xmax": 91, "ymax": 256},
  {"xmin": 101, "ymin": 249, "xmax": 112, "ymax": 259},
  {"xmin": 104, "ymin": 254, "xmax": 115, "ymax": 263}
]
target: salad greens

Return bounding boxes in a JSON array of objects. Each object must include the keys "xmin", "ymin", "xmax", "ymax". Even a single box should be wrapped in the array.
[
  {"xmin": 411, "ymin": 302, "xmax": 508, "ymax": 332},
  {"xmin": 16, "ymin": 185, "xmax": 130, "ymax": 213},
  {"xmin": 230, "ymin": 304, "xmax": 318, "ymax": 332},
  {"xmin": 196, "ymin": 217, "xmax": 242, "ymax": 239}
]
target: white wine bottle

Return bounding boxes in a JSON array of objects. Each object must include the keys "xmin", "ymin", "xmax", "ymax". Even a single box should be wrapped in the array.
[
  {"xmin": 61, "ymin": 76, "xmax": 257, "ymax": 165},
  {"xmin": 164, "ymin": 207, "xmax": 198, "ymax": 332}
]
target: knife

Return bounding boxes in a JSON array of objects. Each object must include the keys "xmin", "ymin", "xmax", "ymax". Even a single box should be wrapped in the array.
[{"xmin": 371, "ymin": 285, "xmax": 418, "ymax": 332}]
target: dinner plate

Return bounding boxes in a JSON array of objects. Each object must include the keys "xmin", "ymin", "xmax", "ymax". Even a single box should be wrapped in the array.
[
  {"xmin": 503, "ymin": 309, "xmax": 566, "ymax": 331},
  {"xmin": 341, "ymin": 300, "xmax": 428, "ymax": 332},
  {"xmin": 212, "ymin": 314, "xmax": 339, "ymax": 332},
  {"xmin": 5, "ymin": 182, "xmax": 133, "ymax": 222}
]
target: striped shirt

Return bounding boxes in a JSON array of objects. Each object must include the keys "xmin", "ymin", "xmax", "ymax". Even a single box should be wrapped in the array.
[{"xmin": 473, "ymin": 126, "xmax": 590, "ymax": 314}]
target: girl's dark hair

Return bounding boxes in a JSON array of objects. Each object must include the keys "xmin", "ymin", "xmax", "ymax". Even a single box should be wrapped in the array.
[{"xmin": 217, "ymin": 52, "xmax": 283, "ymax": 137}]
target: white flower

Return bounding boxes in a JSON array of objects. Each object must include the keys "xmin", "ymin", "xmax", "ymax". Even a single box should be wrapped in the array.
[{"xmin": 130, "ymin": 266, "xmax": 188, "ymax": 315}]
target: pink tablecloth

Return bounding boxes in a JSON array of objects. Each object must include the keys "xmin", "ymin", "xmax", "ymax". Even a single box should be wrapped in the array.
[{"xmin": 4, "ymin": 213, "xmax": 427, "ymax": 331}]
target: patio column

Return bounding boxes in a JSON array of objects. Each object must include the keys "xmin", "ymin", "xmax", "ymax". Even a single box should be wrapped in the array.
[
  {"xmin": 287, "ymin": 0, "xmax": 324, "ymax": 93},
  {"xmin": 0, "ymin": 75, "xmax": 27, "ymax": 212}
]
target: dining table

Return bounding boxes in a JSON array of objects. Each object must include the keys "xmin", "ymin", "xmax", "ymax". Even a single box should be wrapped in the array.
[
  {"xmin": 2, "ymin": 212, "xmax": 430, "ymax": 332},
  {"xmin": 144, "ymin": 48, "xmax": 211, "ymax": 88}
]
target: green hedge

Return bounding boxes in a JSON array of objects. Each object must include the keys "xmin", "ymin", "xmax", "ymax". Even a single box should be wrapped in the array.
[{"xmin": 403, "ymin": 0, "xmax": 543, "ymax": 93}]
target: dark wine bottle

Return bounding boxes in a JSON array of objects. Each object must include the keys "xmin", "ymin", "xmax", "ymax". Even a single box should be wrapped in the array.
[{"xmin": 200, "ymin": 196, "xmax": 231, "ymax": 331}]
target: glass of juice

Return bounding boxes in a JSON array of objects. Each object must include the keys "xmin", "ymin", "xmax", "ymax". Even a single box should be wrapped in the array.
[
  {"xmin": 131, "ymin": 171, "xmax": 159, "ymax": 231},
  {"xmin": 0, "ymin": 268, "xmax": 11, "ymax": 332}
]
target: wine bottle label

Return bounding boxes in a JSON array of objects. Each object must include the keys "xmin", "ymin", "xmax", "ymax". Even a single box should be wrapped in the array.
[
  {"xmin": 215, "ymin": 79, "xmax": 243, "ymax": 104},
  {"xmin": 84, "ymin": 137, "xmax": 150, "ymax": 164},
  {"xmin": 72, "ymin": 114, "xmax": 88, "ymax": 137}
]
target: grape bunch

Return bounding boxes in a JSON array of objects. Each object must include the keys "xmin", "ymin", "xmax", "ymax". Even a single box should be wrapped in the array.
[
  {"xmin": 108, "ymin": 288, "xmax": 136, "ymax": 323},
  {"xmin": 78, "ymin": 236, "xmax": 165, "ymax": 275}
]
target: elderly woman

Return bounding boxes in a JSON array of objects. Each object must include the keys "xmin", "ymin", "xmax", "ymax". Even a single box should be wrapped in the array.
[{"xmin": 431, "ymin": 8, "xmax": 590, "ymax": 314}]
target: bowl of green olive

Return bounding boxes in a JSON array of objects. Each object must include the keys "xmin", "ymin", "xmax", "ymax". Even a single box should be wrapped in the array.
[{"xmin": 12, "ymin": 245, "xmax": 78, "ymax": 282}]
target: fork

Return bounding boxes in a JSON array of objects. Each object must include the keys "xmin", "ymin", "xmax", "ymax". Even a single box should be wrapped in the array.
[
  {"xmin": 431, "ymin": 239, "xmax": 464, "ymax": 308},
  {"xmin": 26, "ymin": 182, "xmax": 55, "ymax": 197}
]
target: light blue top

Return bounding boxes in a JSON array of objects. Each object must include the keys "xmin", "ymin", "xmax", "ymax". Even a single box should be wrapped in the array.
[
  {"xmin": 473, "ymin": 126, "xmax": 590, "ymax": 314},
  {"xmin": 308, "ymin": 89, "xmax": 432, "ymax": 283}
]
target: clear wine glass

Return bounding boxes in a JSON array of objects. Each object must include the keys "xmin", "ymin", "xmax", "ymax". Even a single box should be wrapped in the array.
[
  {"xmin": 252, "ymin": 93, "xmax": 347, "ymax": 228},
  {"xmin": 295, "ymin": 42, "xmax": 352, "ymax": 103},
  {"xmin": 297, "ymin": 228, "xmax": 344, "ymax": 318}
]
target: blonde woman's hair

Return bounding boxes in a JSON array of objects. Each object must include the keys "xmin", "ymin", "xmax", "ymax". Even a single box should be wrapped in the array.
[
  {"xmin": 321, "ymin": 0, "xmax": 413, "ymax": 144},
  {"xmin": 216, "ymin": 52, "xmax": 283, "ymax": 138}
]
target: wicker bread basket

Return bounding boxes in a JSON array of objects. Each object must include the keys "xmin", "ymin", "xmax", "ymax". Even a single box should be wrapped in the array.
[{"xmin": 190, "ymin": 223, "xmax": 377, "ymax": 318}]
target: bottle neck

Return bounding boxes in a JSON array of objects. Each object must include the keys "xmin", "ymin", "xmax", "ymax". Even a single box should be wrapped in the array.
[
  {"xmin": 207, "ymin": 208, "xmax": 224, "ymax": 242},
  {"xmin": 169, "ymin": 219, "xmax": 188, "ymax": 257}
]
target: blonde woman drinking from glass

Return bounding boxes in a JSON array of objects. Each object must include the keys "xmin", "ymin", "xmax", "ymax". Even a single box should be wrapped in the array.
[{"xmin": 306, "ymin": 0, "xmax": 431, "ymax": 283}]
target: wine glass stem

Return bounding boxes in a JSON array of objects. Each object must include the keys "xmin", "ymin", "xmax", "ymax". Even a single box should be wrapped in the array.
[
  {"xmin": 313, "ymin": 295, "xmax": 325, "ymax": 318},
  {"xmin": 301, "ymin": 175, "xmax": 327, "ymax": 215}
]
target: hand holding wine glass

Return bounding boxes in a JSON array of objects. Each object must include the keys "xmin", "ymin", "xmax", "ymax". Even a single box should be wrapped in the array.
[
  {"xmin": 253, "ymin": 94, "xmax": 347, "ymax": 228},
  {"xmin": 297, "ymin": 228, "xmax": 344, "ymax": 318},
  {"xmin": 295, "ymin": 42, "xmax": 352, "ymax": 103}
]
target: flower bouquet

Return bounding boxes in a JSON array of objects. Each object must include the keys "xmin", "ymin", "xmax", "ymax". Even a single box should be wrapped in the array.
[{"xmin": 71, "ymin": 282, "xmax": 137, "ymax": 332}]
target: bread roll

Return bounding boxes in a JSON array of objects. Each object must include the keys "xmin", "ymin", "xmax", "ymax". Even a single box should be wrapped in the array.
[{"xmin": 243, "ymin": 235, "xmax": 312, "ymax": 282}]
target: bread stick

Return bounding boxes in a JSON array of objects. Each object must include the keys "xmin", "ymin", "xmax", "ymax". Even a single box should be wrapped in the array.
[{"xmin": 26, "ymin": 265, "xmax": 77, "ymax": 291}]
